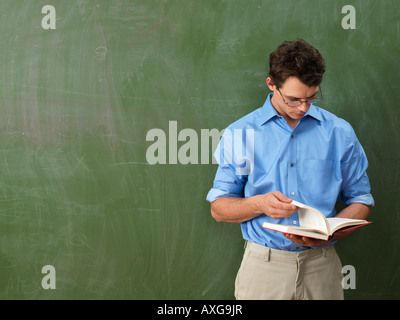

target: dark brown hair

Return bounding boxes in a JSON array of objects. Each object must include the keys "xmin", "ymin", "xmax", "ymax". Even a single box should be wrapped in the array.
[{"xmin": 268, "ymin": 39, "xmax": 326, "ymax": 88}]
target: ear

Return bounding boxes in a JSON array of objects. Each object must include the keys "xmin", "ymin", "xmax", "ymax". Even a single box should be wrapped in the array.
[{"xmin": 266, "ymin": 77, "xmax": 276, "ymax": 91}]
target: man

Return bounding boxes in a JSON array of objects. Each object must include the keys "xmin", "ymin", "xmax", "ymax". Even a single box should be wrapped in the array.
[{"xmin": 206, "ymin": 39, "xmax": 374, "ymax": 300}]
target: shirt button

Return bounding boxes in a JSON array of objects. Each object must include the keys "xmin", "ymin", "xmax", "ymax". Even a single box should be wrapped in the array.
[
  {"xmin": 293, "ymin": 221, "xmax": 297, "ymax": 224},
  {"xmin": 291, "ymin": 192, "xmax": 295, "ymax": 195},
  {"xmin": 290, "ymin": 163, "xmax": 294, "ymax": 167},
  {"xmin": 291, "ymin": 134, "xmax": 294, "ymax": 139}
]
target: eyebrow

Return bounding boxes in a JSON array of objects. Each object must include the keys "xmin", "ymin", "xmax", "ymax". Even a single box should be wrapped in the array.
[{"xmin": 286, "ymin": 90, "xmax": 319, "ymax": 100}]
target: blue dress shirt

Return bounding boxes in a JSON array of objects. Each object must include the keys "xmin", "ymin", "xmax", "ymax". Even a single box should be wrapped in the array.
[{"xmin": 206, "ymin": 93, "xmax": 374, "ymax": 251}]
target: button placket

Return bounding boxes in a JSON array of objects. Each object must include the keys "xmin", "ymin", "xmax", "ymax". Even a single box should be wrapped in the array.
[{"xmin": 287, "ymin": 132, "xmax": 298, "ymax": 201}]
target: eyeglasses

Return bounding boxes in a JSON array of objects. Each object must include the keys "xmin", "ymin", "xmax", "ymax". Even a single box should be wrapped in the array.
[{"xmin": 277, "ymin": 87, "xmax": 324, "ymax": 107}]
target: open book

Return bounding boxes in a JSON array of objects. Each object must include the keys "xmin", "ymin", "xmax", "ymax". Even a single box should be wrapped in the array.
[{"xmin": 261, "ymin": 200, "xmax": 371, "ymax": 241}]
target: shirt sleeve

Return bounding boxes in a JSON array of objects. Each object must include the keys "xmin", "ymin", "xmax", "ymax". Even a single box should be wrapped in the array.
[
  {"xmin": 206, "ymin": 129, "xmax": 248, "ymax": 203},
  {"xmin": 339, "ymin": 127, "xmax": 375, "ymax": 207}
]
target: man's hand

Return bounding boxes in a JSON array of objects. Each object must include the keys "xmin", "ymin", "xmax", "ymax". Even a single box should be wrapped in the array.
[
  {"xmin": 283, "ymin": 233, "xmax": 333, "ymax": 247},
  {"xmin": 256, "ymin": 191, "xmax": 298, "ymax": 219},
  {"xmin": 210, "ymin": 191, "xmax": 298, "ymax": 223}
]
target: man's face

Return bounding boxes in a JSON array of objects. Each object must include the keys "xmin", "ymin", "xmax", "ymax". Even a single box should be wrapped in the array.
[{"xmin": 267, "ymin": 76, "xmax": 319, "ymax": 127}]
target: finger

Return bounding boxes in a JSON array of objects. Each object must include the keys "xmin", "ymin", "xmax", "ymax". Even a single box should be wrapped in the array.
[
  {"xmin": 270, "ymin": 195, "xmax": 297, "ymax": 211},
  {"xmin": 269, "ymin": 209, "xmax": 295, "ymax": 219},
  {"xmin": 284, "ymin": 234, "xmax": 302, "ymax": 244},
  {"xmin": 273, "ymin": 202, "xmax": 298, "ymax": 212},
  {"xmin": 268, "ymin": 209, "xmax": 293, "ymax": 219},
  {"xmin": 288, "ymin": 234, "xmax": 302, "ymax": 242},
  {"xmin": 298, "ymin": 236, "xmax": 319, "ymax": 247},
  {"xmin": 270, "ymin": 201, "xmax": 298, "ymax": 216},
  {"xmin": 272, "ymin": 191, "xmax": 293, "ymax": 203}
]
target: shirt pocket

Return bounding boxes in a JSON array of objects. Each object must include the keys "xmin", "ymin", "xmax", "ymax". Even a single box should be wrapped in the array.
[{"xmin": 299, "ymin": 159, "xmax": 341, "ymax": 202}]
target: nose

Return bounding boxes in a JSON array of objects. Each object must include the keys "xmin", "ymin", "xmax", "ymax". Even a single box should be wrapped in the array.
[{"xmin": 297, "ymin": 101, "xmax": 310, "ymax": 112}]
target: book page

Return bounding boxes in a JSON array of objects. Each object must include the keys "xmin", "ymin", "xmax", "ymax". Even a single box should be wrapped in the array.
[
  {"xmin": 326, "ymin": 217, "xmax": 368, "ymax": 234},
  {"xmin": 291, "ymin": 201, "xmax": 329, "ymax": 234},
  {"xmin": 262, "ymin": 222, "xmax": 330, "ymax": 241}
]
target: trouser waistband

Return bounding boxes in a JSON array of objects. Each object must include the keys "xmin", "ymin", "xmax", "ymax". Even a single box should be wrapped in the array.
[{"xmin": 244, "ymin": 241, "xmax": 335, "ymax": 262}]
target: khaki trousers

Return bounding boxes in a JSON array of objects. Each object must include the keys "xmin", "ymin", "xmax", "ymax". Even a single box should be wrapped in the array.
[{"xmin": 235, "ymin": 241, "xmax": 344, "ymax": 300}]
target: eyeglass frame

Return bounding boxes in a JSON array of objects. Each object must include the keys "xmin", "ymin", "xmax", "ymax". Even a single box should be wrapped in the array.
[{"xmin": 276, "ymin": 86, "xmax": 324, "ymax": 107}]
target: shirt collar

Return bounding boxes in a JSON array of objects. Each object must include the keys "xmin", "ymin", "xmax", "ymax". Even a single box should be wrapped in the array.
[
  {"xmin": 305, "ymin": 104, "xmax": 323, "ymax": 122},
  {"xmin": 258, "ymin": 93, "xmax": 323, "ymax": 126},
  {"xmin": 257, "ymin": 94, "xmax": 280, "ymax": 126}
]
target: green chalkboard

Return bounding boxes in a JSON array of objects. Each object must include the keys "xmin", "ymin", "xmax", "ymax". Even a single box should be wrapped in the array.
[{"xmin": 0, "ymin": 0, "xmax": 398, "ymax": 300}]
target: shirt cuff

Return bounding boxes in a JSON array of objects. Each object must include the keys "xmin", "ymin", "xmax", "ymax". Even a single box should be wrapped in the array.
[
  {"xmin": 345, "ymin": 194, "xmax": 375, "ymax": 207},
  {"xmin": 206, "ymin": 188, "xmax": 241, "ymax": 203}
]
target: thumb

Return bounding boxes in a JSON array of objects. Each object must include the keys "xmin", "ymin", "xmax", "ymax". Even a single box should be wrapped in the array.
[{"xmin": 272, "ymin": 191, "xmax": 292, "ymax": 203}]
